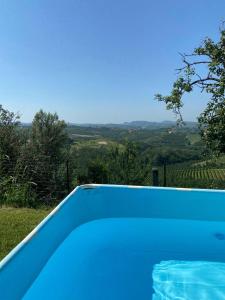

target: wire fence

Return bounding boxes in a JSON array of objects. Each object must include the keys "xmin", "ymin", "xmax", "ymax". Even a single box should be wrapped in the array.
[
  {"xmin": 2, "ymin": 156, "xmax": 225, "ymax": 208},
  {"xmin": 0, "ymin": 158, "xmax": 73, "ymax": 206}
]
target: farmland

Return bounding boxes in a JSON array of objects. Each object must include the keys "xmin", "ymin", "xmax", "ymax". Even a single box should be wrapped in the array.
[
  {"xmin": 68, "ymin": 124, "xmax": 225, "ymax": 190},
  {"xmin": 158, "ymin": 167, "xmax": 225, "ymax": 189}
]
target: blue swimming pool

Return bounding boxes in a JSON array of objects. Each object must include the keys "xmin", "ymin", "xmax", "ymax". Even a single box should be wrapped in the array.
[{"xmin": 1, "ymin": 185, "xmax": 225, "ymax": 299}]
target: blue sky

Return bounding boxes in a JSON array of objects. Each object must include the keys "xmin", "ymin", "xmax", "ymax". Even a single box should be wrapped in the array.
[{"xmin": 0, "ymin": 0, "xmax": 224, "ymax": 123}]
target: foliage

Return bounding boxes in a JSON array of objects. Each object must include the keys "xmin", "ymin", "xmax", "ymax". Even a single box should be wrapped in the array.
[
  {"xmin": 31, "ymin": 110, "xmax": 68, "ymax": 162},
  {"xmin": 107, "ymin": 141, "xmax": 151, "ymax": 185},
  {"xmin": 3, "ymin": 181, "xmax": 37, "ymax": 208},
  {"xmin": 75, "ymin": 141, "xmax": 151, "ymax": 186},
  {"xmin": 22, "ymin": 110, "xmax": 69, "ymax": 203},
  {"xmin": 0, "ymin": 105, "xmax": 21, "ymax": 177},
  {"xmin": 153, "ymin": 149, "xmax": 201, "ymax": 166},
  {"xmin": 155, "ymin": 26, "xmax": 225, "ymax": 153},
  {"xmin": 78, "ymin": 160, "xmax": 109, "ymax": 184},
  {"xmin": 0, "ymin": 107, "xmax": 70, "ymax": 207}
]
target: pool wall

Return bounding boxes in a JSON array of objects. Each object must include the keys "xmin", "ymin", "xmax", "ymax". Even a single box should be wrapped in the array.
[{"xmin": 1, "ymin": 184, "xmax": 225, "ymax": 299}]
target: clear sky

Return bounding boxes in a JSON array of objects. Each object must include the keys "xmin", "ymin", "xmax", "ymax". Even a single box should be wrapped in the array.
[{"xmin": 0, "ymin": 0, "xmax": 224, "ymax": 123}]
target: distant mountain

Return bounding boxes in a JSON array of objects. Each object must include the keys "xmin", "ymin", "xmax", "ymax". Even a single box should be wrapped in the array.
[
  {"xmin": 71, "ymin": 120, "xmax": 197, "ymax": 129},
  {"xmin": 22, "ymin": 120, "xmax": 198, "ymax": 129}
]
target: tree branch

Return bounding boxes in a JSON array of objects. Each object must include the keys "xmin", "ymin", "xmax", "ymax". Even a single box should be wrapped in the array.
[{"xmin": 190, "ymin": 77, "xmax": 220, "ymax": 86}]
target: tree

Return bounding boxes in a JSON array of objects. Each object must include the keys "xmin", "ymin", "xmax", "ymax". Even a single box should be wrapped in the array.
[
  {"xmin": 153, "ymin": 151, "xmax": 170, "ymax": 166},
  {"xmin": 0, "ymin": 105, "xmax": 21, "ymax": 176},
  {"xmin": 87, "ymin": 160, "xmax": 108, "ymax": 184},
  {"xmin": 31, "ymin": 110, "xmax": 68, "ymax": 162},
  {"xmin": 155, "ymin": 25, "xmax": 225, "ymax": 153},
  {"xmin": 0, "ymin": 105, "xmax": 36, "ymax": 206},
  {"xmin": 22, "ymin": 110, "xmax": 69, "ymax": 203},
  {"xmin": 107, "ymin": 141, "xmax": 149, "ymax": 185}
]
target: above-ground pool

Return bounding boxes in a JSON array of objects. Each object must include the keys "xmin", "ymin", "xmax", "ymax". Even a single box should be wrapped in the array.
[{"xmin": 1, "ymin": 185, "xmax": 225, "ymax": 299}]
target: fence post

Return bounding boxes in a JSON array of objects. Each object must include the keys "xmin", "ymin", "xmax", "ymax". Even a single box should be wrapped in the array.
[
  {"xmin": 66, "ymin": 160, "xmax": 70, "ymax": 194},
  {"xmin": 152, "ymin": 167, "xmax": 159, "ymax": 186},
  {"xmin": 163, "ymin": 163, "xmax": 167, "ymax": 187}
]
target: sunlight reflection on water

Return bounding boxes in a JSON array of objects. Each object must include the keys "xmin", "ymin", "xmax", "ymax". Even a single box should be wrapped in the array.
[{"xmin": 152, "ymin": 260, "xmax": 225, "ymax": 300}]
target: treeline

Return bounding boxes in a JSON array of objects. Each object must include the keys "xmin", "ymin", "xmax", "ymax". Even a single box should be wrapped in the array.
[
  {"xmin": 75, "ymin": 142, "xmax": 151, "ymax": 186},
  {"xmin": 0, "ymin": 105, "xmax": 153, "ymax": 207}
]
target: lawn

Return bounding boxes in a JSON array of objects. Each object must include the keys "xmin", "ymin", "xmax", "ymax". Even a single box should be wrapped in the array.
[{"xmin": 0, "ymin": 207, "xmax": 51, "ymax": 261}]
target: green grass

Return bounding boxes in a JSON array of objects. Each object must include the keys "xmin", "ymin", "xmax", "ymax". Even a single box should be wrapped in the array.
[
  {"xmin": 0, "ymin": 207, "xmax": 51, "ymax": 261},
  {"xmin": 73, "ymin": 139, "xmax": 124, "ymax": 150}
]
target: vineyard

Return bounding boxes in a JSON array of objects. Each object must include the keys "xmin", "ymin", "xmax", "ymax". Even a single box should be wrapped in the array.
[{"xmin": 158, "ymin": 167, "xmax": 225, "ymax": 189}]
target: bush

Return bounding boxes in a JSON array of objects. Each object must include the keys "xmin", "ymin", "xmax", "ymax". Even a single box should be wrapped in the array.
[{"xmin": 1, "ymin": 180, "xmax": 37, "ymax": 208}]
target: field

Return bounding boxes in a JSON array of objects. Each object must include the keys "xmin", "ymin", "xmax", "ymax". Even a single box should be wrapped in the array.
[
  {"xmin": 0, "ymin": 208, "xmax": 51, "ymax": 260},
  {"xmin": 68, "ymin": 124, "xmax": 225, "ymax": 190},
  {"xmin": 158, "ymin": 167, "xmax": 225, "ymax": 189},
  {"xmin": 177, "ymin": 168, "xmax": 225, "ymax": 180}
]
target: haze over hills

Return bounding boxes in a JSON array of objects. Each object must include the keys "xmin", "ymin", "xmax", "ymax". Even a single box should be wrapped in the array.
[
  {"xmin": 21, "ymin": 120, "xmax": 198, "ymax": 130},
  {"xmin": 69, "ymin": 120, "xmax": 197, "ymax": 129}
]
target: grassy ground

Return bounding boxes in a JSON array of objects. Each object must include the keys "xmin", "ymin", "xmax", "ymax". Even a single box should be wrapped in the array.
[{"xmin": 0, "ymin": 207, "xmax": 51, "ymax": 261}]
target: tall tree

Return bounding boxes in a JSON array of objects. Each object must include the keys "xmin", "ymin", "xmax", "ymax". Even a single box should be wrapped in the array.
[
  {"xmin": 155, "ymin": 26, "xmax": 225, "ymax": 153},
  {"xmin": 24, "ymin": 110, "xmax": 69, "ymax": 203},
  {"xmin": 31, "ymin": 110, "xmax": 68, "ymax": 162},
  {"xmin": 0, "ymin": 105, "xmax": 21, "ymax": 175}
]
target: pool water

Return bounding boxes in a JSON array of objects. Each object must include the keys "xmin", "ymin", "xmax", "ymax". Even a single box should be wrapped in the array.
[{"xmin": 23, "ymin": 217, "xmax": 225, "ymax": 299}]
